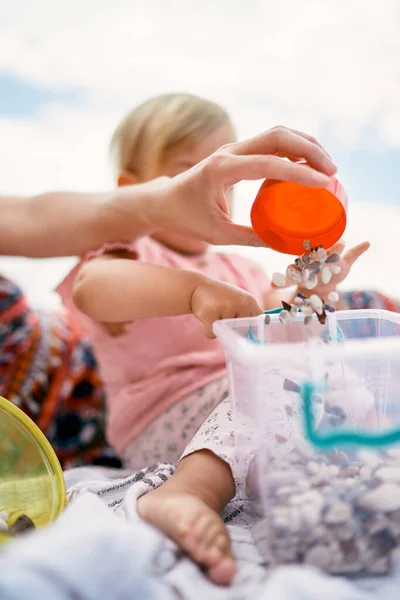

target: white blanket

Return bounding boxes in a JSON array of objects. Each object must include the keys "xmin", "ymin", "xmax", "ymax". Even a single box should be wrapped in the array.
[{"xmin": 63, "ymin": 464, "xmax": 400, "ymax": 600}]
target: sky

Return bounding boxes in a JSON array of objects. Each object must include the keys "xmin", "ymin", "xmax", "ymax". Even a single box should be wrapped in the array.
[{"xmin": 0, "ymin": 0, "xmax": 399, "ymax": 308}]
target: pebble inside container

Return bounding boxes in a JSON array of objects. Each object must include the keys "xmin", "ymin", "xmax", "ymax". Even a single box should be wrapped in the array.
[
  {"xmin": 0, "ymin": 397, "xmax": 66, "ymax": 542},
  {"xmin": 213, "ymin": 309, "xmax": 400, "ymax": 575}
]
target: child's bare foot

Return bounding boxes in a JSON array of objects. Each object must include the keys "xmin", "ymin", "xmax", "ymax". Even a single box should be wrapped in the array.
[{"xmin": 137, "ymin": 450, "xmax": 236, "ymax": 586}]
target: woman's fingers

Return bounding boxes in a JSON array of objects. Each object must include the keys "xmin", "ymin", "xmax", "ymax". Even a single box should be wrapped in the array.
[
  {"xmin": 230, "ymin": 126, "xmax": 336, "ymax": 177},
  {"xmin": 216, "ymin": 153, "xmax": 333, "ymax": 188}
]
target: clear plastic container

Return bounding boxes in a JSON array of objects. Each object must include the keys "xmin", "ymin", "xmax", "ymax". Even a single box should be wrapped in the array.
[
  {"xmin": 0, "ymin": 397, "xmax": 66, "ymax": 543},
  {"xmin": 214, "ymin": 309, "xmax": 400, "ymax": 575}
]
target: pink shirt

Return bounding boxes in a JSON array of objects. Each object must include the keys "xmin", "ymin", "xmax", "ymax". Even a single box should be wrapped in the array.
[{"xmin": 57, "ymin": 238, "xmax": 269, "ymax": 455}]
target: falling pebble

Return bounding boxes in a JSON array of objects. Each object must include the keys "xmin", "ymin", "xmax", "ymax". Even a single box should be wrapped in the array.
[
  {"xmin": 290, "ymin": 305, "xmax": 298, "ymax": 318},
  {"xmin": 295, "ymin": 258, "xmax": 304, "ymax": 269},
  {"xmin": 303, "ymin": 239, "xmax": 312, "ymax": 251},
  {"xmin": 325, "ymin": 253, "xmax": 341, "ymax": 264},
  {"xmin": 279, "ymin": 310, "xmax": 290, "ymax": 324},
  {"xmin": 302, "ymin": 305, "xmax": 313, "ymax": 317},
  {"xmin": 317, "ymin": 247, "xmax": 327, "ymax": 262},
  {"xmin": 305, "ymin": 274, "xmax": 318, "ymax": 290},
  {"xmin": 330, "ymin": 265, "xmax": 342, "ymax": 275},
  {"xmin": 310, "ymin": 294, "xmax": 324, "ymax": 315},
  {"xmin": 294, "ymin": 297, "xmax": 304, "ymax": 307},
  {"xmin": 316, "ymin": 310, "xmax": 327, "ymax": 325},
  {"xmin": 272, "ymin": 273, "xmax": 287, "ymax": 287},
  {"xmin": 324, "ymin": 304, "xmax": 335, "ymax": 313},
  {"xmin": 308, "ymin": 261, "xmax": 322, "ymax": 275},
  {"xmin": 282, "ymin": 300, "xmax": 292, "ymax": 312},
  {"xmin": 328, "ymin": 291, "xmax": 339, "ymax": 304},
  {"xmin": 264, "ymin": 314, "xmax": 271, "ymax": 325},
  {"xmin": 297, "ymin": 292, "xmax": 306, "ymax": 301},
  {"xmin": 304, "ymin": 315, "xmax": 313, "ymax": 326},
  {"xmin": 286, "ymin": 265, "xmax": 303, "ymax": 284},
  {"xmin": 321, "ymin": 266, "xmax": 332, "ymax": 285}
]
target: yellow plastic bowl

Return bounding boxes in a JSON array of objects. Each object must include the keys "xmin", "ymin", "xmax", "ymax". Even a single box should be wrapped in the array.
[{"xmin": 0, "ymin": 396, "xmax": 66, "ymax": 539}]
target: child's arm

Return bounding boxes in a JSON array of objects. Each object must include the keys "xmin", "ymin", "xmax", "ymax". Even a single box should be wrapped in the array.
[{"xmin": 73, "ymin": 254, "xmax": 263, "ymax": 338}]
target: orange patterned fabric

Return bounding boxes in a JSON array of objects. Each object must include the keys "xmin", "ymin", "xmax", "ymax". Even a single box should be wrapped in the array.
[{"xmin": 0, "ymin": 276, "xmax": 121, "ymax": 470}]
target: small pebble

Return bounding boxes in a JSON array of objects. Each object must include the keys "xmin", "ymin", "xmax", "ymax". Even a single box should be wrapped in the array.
[
  {"xmin": 328, "ymin": 291, "xmax": 339, "ymax": 304},
  {"xmin": 279, "ymin": 310, "xmax": 290, "ymax": 324},
  {"xmin": 283, "ymin": 378, "xmax": 301, "ymax": 393},
  {"xmin": 294, "ymin": 297, "xmax": 304, "ymax": 307},
  {"xmin": 358, "ymin": 483, "xmax": 400, "ymax": 512},
  {"xmin": 318, "ymin": 247, "xmax": 327, "ymax": 262},
  {"xmin": 286, "ymin": 265, "xmax": 302, "ymax": 284},
  {"xmin": 305, "ymin": 274, "xmax": 318, "ymax": 290},
  {"xmin": 8, "ymin": 515, "xmax": 35, "ymax": 536},
  {"xmin": 330, "ymin": 265, "xmax": 342, "ymax": 275},
  {"xmin": 303, "ymin": 239, "xmax": 312, "ymax": 251},
  {"xmin": 321, "ymin": 266, "xmax": 333, "ymax": 285},
  {"xmin": 304, "ymin": 315, "xmax": 313, "ymax": 326},
  {"xmin": 324, "ymin": 502, "xmax": 353, "ymax": 525},
  {"xmin": 308, "ymin": 261, "xmax": 322, "ymax": 275},
  {"xmin": 325, "ymin": 253, "xmax": 341, "ymax": 264},
  {"xmin": 369, "ymin": 556, "xmax": 392, "ymax": 575},
  {"xmin": 366, "ymin": 514, "xmax": 389, "ymax": 535},
  {"xmin": 386, "ymin": 448, "xmax": 400, "ymax": 461},
  {"xmin": 295, "ymin": 257, "xmax": 304, "ymax": 269},
  {"xmin": 272, "ymin": 273, "xmax": 287, "ymax": 287},
  {"xmin": 324, "ymin": 304, "xmax": 335, "ymax": 313},
  {"xmin": 304, "ymin": 545, "xmax": 332, "ymax": 569},
  {"xmin": 302, "ymin": 304, "xmax": 313, "ymax": 317},
  {"xmin": 302, "ymin": 253, "xmax": 311, "ymax": 265},
  {"xmin": 310, "ymin": 294, "xmax": 324, "ymax": 315},
  {"xmin": 375, "ymin": 466, "xmax": 400, "ymax": 483},
  {"xmin": 264, "ymin": 314, "xmax": 271, "ymax": 325},
  {"xmin": 306, "ymin": 461, "xmax": 321, "ymax": 475}
]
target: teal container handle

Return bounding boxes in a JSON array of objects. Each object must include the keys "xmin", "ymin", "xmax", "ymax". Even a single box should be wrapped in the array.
[{"xmin": 301, "ymin": 380, "xmax": 400, "ymax": 449}]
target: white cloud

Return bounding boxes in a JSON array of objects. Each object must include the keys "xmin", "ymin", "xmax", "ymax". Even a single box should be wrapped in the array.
[
  {"xmin": 1, "ymin": 0, "xmax": 400, "ymax": 143},
  {"xmin": 0, "ymin": 0, "xmax": 399, "ymax": 194}
]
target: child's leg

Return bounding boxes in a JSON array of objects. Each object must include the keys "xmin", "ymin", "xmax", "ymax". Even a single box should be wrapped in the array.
[{"xmin": 138, "ymin": 395, "xmax": 237, "ymax": 586}]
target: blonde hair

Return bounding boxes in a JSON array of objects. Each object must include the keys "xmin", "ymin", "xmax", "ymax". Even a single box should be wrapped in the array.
[{"xmin": 110, "ymin": 93, "xmax": 234, "ymax": 178}]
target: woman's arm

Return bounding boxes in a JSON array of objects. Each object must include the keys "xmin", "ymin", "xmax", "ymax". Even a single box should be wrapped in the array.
[
  {"xmin": 0, "ymin": 184, "xmax": 159, "ymax": 258},
  {"xmin": 0, "ymin": 126, "xmax": 336, "ymax": 258}
]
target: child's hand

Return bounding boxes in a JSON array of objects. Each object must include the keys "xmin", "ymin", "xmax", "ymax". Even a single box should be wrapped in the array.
[
  {"xmin": 299, "ymin": 240, "xmax": 370, "ymax": 300},
  {"xmin": 191, "ymin": 280, "xmax": 263, "ymax": 338}
]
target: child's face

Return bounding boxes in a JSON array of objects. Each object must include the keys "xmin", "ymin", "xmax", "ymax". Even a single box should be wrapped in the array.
[{"xmin": 152, "ymin": 123, "xmax": 236, "ymax": 255}]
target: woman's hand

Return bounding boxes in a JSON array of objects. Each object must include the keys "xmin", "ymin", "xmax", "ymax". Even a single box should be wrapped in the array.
[
  {"xmin": 191, "ymin": 280, "xmax": 263, "ymax": 338},
  {"xmin": 145, "ymin": 126, "xmax": 337, "ymax": 248}
]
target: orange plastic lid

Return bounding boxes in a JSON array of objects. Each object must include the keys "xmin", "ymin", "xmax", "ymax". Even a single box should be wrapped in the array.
[{"xmin": 251, "ymin": 176, "xmax": 348, "ymax": 255}]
